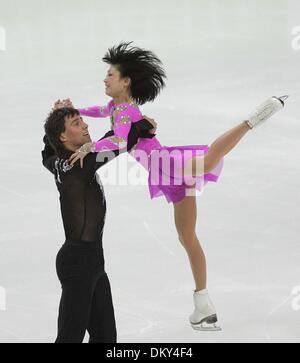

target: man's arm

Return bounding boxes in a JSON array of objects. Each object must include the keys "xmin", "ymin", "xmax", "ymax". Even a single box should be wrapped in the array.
[
  {"xmin": 126, "ymin": 118, "xmax": 156, "ymax": 150},
  {"xmin": 41, "ymin": 135, "xmax": 57, "ymax": 174},
  {"xmin": 82, "ymin": 118, "xmax": 156, "ymax": 176}
]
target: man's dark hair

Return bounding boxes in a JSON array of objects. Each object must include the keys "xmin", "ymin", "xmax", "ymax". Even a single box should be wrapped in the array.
[
  {"xmin": 102, "ymin": 41, "xmax": 167, "ymax": 105},
  {"xmin": 44, "ymin": 108, "xmax": 79, "ymax": 154}
]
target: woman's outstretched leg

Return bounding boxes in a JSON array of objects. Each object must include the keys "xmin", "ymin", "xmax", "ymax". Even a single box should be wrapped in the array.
[
  {"xmin": 186, "ymin": 94, "xmax": 287, "ymax": 177},
  {"xmin": 205, "ymin": 121, "xmax": 250, "ymax": 171},
  {"xmin": 185, "ymin": 120, "xmax": 251, "ymax": 176}
]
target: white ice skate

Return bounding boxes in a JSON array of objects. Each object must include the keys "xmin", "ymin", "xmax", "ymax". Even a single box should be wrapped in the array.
[
  {"xmin": 189, "ymin": 289, "xmax": 221, "ymax": 331},
  {"xmin": 246, "ymin": 95, "xmax": 289, "ymax": 129}
]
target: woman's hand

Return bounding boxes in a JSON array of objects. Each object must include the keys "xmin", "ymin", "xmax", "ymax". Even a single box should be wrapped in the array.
[
  {"xmin": 69, "ymin": 142, "xmax": 95, "ymax": 168},
  {"xmin": 53, "ymin": 98, "xmax": 74, "ymax": 110},
  {"xmin": 53, "ymin": 99, "xmax": 63, "ymax": 110},
  {"xmin": 62, "ymin": 98, "xmax": 74, "ymax": 108}
]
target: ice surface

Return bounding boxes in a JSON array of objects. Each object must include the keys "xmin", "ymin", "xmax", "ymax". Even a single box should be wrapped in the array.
[{"xmin": 0, "ymin": 0, "xmax": 299, "ymax": 343}]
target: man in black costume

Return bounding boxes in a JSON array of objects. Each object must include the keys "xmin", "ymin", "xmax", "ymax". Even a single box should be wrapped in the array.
[{"xmin": 42, "ymin": 106, "xmax": 156, "ymax": 343}]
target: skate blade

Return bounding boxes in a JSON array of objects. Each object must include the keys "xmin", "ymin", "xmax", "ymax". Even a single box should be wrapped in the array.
[
  {"xmin": 190, "ymin": 314, "xmax": 222, "ymax": 332},
  {"xmin": 278, "ymin": 95, "xmax": 289, "ymax": 102},
  {"xmin": 191, "ymin": 322, "xmax": 222, "ymax": 332}
]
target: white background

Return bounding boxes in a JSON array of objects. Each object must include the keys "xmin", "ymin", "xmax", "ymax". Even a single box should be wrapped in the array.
[{"xmin": 0, "ymin": 0, "xmax": 300, "ymax": 342}]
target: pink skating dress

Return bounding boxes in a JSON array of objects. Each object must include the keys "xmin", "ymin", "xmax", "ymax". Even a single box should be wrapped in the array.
[{"xmin": 78, "ymin": 101, "xmax": 224, "ymax": 204}]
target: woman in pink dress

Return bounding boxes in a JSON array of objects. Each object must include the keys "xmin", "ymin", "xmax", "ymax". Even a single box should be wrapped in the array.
[{"xmin": 62, "ymin": 42, "xmax": 287, "ymax": 331}]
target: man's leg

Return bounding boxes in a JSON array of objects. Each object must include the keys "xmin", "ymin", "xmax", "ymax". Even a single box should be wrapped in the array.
[
  {"xmin": 87, "ymin": 273, "xmax": 117, "ymax": 343},
  {"xmin": 55, "ymin": 279, "xmax": 94, "ymax": 343}
]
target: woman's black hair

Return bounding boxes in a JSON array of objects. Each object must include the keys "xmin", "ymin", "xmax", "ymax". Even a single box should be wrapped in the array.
[
  {"xmin": 102, "ymin": 41, "xmax": 167, "ymax": 105},
  {"xmin": 44, "ymin": 107, "xmax": 79, "ymax": 154}
]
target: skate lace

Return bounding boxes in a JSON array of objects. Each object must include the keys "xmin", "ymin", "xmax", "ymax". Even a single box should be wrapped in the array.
[{"xmin": 256, "ymin": 104, "xmax": 276, "ymax": 121}]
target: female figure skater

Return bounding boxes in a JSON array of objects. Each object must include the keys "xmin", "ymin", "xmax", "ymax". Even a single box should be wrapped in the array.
[{"xmin": 63, "ymin": 42, "xmax": 287, "ymax": 331}]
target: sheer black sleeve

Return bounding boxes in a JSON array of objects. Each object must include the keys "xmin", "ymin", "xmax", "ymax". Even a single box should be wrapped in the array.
[{"xmin": 41, "ymin": 134, "xmax": 57, "ymax": 174}]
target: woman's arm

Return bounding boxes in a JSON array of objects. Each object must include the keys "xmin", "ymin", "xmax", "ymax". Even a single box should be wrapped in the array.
[
  {"xmin": 78, "ymin": 117, "xmax": 156, "ymax": 178},
  {"xmin": 78, "ymin": 105, "xmax": 110, "ymax": 118},
  {"xmin": 78, "ymin": 100, "xmax": 114, "ymax": 118},
  {"xmin": 69, "ymin": 104, "xmax": 145, "ymax": 167},
  {"xmin": 69, "ymin": 115, "xmax": 132, "ymax": 168},
  {"xmin": 53, "ymin": 98, "xmax": 114, "ymax": 119}
]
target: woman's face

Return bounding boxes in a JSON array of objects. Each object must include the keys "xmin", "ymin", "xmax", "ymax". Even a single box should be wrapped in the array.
[{"xmin": 104, "ymin": 65, "xmax": 130, "ymax": 98}]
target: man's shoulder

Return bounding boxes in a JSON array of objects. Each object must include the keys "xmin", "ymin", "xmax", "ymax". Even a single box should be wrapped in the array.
[
  {"xmin": 54, "ymin": 157, "xmax": 75, "ymax": 173},
  {"xmin": 55, "ymin": 153, "xmax": 99, "ymax": 178},
  {"xmin": 52, "ymin": 155, "xmax": 76, "ymax": 185}
]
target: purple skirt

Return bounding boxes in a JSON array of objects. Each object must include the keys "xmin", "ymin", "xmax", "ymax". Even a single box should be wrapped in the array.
[{"xmin": 148, "ymin": 145, "xmax": 224, "ymax": 204}]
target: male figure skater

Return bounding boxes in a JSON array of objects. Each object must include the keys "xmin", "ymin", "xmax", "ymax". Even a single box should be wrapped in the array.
[{"xmin": 42, "ymin": 106, "xmax": 156, "ymax": 343}]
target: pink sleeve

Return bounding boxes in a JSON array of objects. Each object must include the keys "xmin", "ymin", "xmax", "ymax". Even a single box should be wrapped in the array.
[
  {"xmin": 92, "ymin": 104, "xmax": 142, "ymax": 152},
  {"xmin": 78, "ymin": 100, "xmax": 114, "ymax": 118}
]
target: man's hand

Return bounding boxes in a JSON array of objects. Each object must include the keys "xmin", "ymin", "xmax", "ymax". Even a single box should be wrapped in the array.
[
  {"xmin": 142, "ymin": 115, "xmax": 157, "ymax": 134},
  {"xmin": 53, "ymin": 98, "xmax": 74, "ymax": 111}
]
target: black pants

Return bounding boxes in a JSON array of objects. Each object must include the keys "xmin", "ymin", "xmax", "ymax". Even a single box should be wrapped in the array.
[{"xmin": 55, "ymin": 239, "xmax": 117, "ymax": 343}]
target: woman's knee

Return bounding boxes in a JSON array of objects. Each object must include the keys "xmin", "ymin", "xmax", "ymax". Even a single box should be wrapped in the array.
[{"xmin": 178, "ymin": 231, "xmax": 197, "ymax": 248}]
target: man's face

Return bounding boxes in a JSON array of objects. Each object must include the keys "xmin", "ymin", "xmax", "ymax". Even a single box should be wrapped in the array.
[
  {"xmin": 104, "ymin": 65, "xmax": 130, "ymax": 98},
  {"xmin": 60, "ymin": 114, "xmax": 91, "ymax": 151}
]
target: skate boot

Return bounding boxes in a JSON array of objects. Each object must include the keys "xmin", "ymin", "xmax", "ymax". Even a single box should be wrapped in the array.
[
  {"xmin": 189, "ymin": 289, "xmax": 221, "ymax": 331},
  {"xmin": 246, "ymin": 95, "xmax": 289, "ymax": 129}
]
